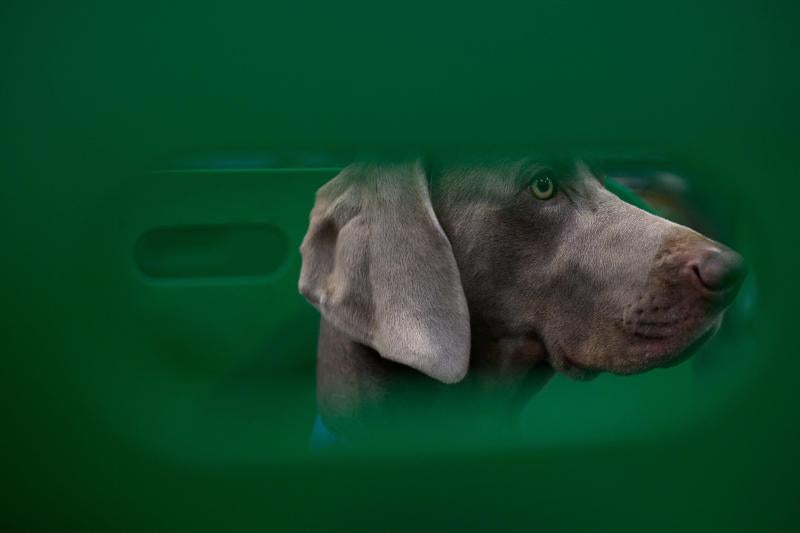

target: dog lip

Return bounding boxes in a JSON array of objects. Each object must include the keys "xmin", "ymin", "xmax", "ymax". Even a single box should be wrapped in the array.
[
  {"xmin": 558, "ymin": 313, "xmax": 718, "ymax": 378},
  {"xmin": 626, "ymin": 321, "xmax": 716, "ymax": 371},
  {"xmin": 656, "ymin": 326, "xmax": 716, "ymax": 368},
  {"xmin": 608, "ymin": 311, "xmax": 719, "ymax": 373}
]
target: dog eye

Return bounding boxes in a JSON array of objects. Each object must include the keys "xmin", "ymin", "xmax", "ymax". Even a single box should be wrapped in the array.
[{"xmin": 530, "ymin": 174, "xmax": 556, "ymax": 200}]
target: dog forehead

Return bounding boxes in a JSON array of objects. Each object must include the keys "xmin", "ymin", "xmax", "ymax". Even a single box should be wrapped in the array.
[
  {"xmin": 435, "ymin": 159, "xmax": 523, "ymax": 195},
  {"xmin": 435, "ymin": 158, "xmax": 599, "ymax": 204}
]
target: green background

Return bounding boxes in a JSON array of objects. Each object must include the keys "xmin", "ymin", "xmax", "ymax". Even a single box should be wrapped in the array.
[{"xmin": 2, "ymin": 1, "xmax": 798, "ymax": 531}]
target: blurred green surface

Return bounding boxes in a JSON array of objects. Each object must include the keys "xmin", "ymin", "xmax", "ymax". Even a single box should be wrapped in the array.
[{"xmin": 2, "ymin": 1, "xmax": 798, "ymax": 531}]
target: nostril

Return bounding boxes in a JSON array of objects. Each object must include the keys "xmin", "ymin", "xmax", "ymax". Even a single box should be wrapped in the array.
[
  {"xmin": 694, "ymin": 248, "xmax": 747, "ymax": 293},
  {"xmin": 691, "ymin": 264, "xmax": 704, "ymax": 287}
]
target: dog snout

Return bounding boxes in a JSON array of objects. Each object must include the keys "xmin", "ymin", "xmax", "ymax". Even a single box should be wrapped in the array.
[{"xmin": 685, "ymin": 245, "xmax": 747, "ymax": 303}]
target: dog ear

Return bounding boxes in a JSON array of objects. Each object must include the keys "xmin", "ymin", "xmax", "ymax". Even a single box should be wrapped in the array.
[{"xmin": 299, "ymin": 159, "xmax": 470, "ymax": 384}]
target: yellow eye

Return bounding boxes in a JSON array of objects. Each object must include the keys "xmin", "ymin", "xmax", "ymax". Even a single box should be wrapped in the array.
[{"xmin": 530, "ymin": 175, "xmax": 555, "ymax": 200}]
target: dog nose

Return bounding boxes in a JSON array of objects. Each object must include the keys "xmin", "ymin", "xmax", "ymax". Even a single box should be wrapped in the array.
[{"xmin": 689, "ymin": 246, "xmax": 747, "ymax": 296}]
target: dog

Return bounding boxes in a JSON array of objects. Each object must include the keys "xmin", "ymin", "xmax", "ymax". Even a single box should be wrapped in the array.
[{"xmin": 299, "ymin": 156, "xmax": 746, "ymax": 443}]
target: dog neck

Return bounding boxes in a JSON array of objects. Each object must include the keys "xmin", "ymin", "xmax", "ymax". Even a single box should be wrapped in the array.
[{"xmin": 315, "ymin": 319, "xmax": 554, "ymax": 442}]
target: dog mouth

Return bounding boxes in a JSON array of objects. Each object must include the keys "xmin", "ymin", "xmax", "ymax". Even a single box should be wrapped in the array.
[
  {"xmin": 616, "ymin": 314, "xmax": 721, "ymax": 373},
  {"xmin": 554, "ymin": 313, "xmax": 721, "ymax": 378},
  {"xmin": 654, "ymin": 325, "xmax": 717, "ymax": 369}
]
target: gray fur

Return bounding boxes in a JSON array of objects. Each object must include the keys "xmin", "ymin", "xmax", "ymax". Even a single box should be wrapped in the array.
[
  {"xmin": 299, "ymin": 157, "xmax": 744, "ymax": 432},
  {"xmin": 299, "ymin": 160, "xmax": 470, "ymax": 384}
]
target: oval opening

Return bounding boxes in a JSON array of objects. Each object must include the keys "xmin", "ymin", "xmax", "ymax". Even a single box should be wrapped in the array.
[{"xmin": 135, "ymin": 224, "xmax": 289, "ymax": 280}]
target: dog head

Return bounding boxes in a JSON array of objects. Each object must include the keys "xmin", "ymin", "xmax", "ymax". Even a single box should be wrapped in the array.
[{"xmin": 299, "ymin": 157, "xmax": 746, "ymax": 383}]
